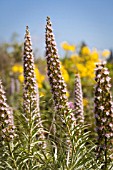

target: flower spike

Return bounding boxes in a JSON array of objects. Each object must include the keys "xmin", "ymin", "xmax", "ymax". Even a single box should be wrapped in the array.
[
  {"xmin": 74, "ymin": 73, "xmax": 84, "ymax": 124},
  {"xmin": 94, "ymin": 62, "xmax": 113, "ymax": 162},
  {"xmin": 0, "ymin": 80, "xmax": 15, "ymax": 141},
  {"xmin": 23, "ymin": 26, "xmax": 45, "ymax": 146}
]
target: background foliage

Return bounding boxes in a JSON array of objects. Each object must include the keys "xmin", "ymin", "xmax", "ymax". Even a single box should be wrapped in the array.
[{"xmin": 0, "ymin": 35, "xmax": 113, "ymax": 169}]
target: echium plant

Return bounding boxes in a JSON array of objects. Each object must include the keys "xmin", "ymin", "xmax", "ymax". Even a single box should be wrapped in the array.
[
  {"xmin": 0, "ymin": 80, "xmax": 17, "ymax": 170},
  {"xmin": 0, "ymin": 80, "xmax": 15, "ymax": 142},
  {"xmin": 74, "ymin": 73, "xmax": 84, "ymax": 125},
  {"xmin": 23, "ymin": 26, "xmax": 45, "ymax": 145},
  {"xmin": 45, "ymin": 17, "xmax": 76, "ymax": 126},
  {"xmin": 45, "ymin": 17, "xmax": 76, "ymax": 163},
  {"xmin": 45, "ymin": 17, "xmax": 68, "ymax": 112},
  {"xmin": 94, "ymin": 62, "xmax": 113, "ymax": 167}
]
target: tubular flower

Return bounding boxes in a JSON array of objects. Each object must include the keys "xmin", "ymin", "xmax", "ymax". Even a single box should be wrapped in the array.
[
  {"xmin": 0, "ymin": 80, "xmax": 15, "ymax": 141},
  {"xmin": 94, "ymin": 62, "xmax": 113, "ymax": 161},
  {"xmin": 74, "ymin": 74, "xmax": 84, "ymax": 124},
  {"xmin": 23, "ymin": 26, "xmax": 45, "ymax": 144},
  {"xmin": 45, "ymin": 17, "xmax": 76, "ymax": 128}
]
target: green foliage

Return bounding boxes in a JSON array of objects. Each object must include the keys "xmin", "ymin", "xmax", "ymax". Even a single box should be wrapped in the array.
[{"xmin": 0, "ymin": 24, "xmax": 113, "ymax": 169}]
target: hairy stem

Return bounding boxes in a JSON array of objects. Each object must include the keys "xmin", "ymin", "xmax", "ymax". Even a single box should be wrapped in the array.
[
  {"xmin": 104, "ymin": 137, "xmax": 107, "ymax": 170},
  {"xmin": 28, "ymin": 100, "xmax": 32, "ymax": 169},
  {"xmin": 8, "ymin": 142, "xmax": 18, "ymax": 170}
]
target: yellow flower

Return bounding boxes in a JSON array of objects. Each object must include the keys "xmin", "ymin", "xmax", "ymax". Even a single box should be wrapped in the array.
[
  {"xmin": 76, "ymin": 63, "xmax": 85, "ymax": 74},
  {"xmin": 81, "ymin": 46, "xmax": 90, "ymax": 55},
  {"xmin": 66, "ymin": 91, "xmax": 70, "ymax": 98},
  {"xmin": 12, "ymin": 64, "xmax": 45, "ymax": 89},
  {"xmin": 38, "ymin": 83, "xmax": 42, "ymax": 89},
  {"xmin": 18, "ymin": 74, "xmax": 24, "ymax": 82},
  {"xmin": 70, "ymin": 54, "xmax": 79, "ymax": 62},
  {"xmin": 35, "ymin": 67, "xmax": 45, "ymax": 86},
  {"xmin": 39, "ymin": 91, "xmax": 45, "ymax": 97},
  {"xmin": 12, "ymin": 65, "xmax": 19, "ymax": 73},
  {"xmin": 60, "ymin": 63, "xmax": 69, "ymax": 82},
  {"xmin": 18, "ymin": 66, "xmax": 23, "ymax": 73},
  {"xmin": 102, "ymin": 49, "xmax": 110, "ymax": 58},
  {"xmin": 12, "ymin": 64, "xmax": 23, "ymax": 73},
  {"xmin": 91, "ymin": 48, "xmax": 99, "ymax": 61},
  {"xmin": 69, "ymin": 45, "xmax": 76, "ymax": 52},
  {"xmin": 61, "ymin": 41, "xmax": 76, "ymax": 52},
  {"xmin": 34, "ymin": 66, "xmax": 45, "ymax": 88},
  {"xmin": 83, "ymin": 98, "xmax": 89, "ymax": 107}
]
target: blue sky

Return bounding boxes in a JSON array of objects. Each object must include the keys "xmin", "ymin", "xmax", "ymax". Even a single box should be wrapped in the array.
[{"xmin": 0, "ymin": 0, "xmax": 113, "ymax": 56}]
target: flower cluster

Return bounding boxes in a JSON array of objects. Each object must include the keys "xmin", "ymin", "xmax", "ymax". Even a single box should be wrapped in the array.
[
  {"xmin": 94, "ymin": 62, "xmax": 113, "ymax": 159},
  {"xmin": 0, "ymin": 80, "xmax": 15, "ymax": 141},
  {"xmin": 45, "ymin": 16, "xmax": 76, "ymax": 136},
  {"xmin": 23, "ymin": 26, "xmax": 45, "ymax": 142},
  {"xmin": 12, "ymin": 64, "xmax": 23, "ymax": 73},
  {"xmin": 61, "ymin": 41, "xmax": 76, "ymax": 52},
  {"xmin": 45, "ymin": 17, "xmax": 69, "ymax": 113},
  {"xmin": 23, "ymin": 26, "xmax": 40, "ymax": 114},
  {"xmin": 70, "ymin": 47, "xmax": 99, "ymax": 80},
  {"xmin": 74, "ymin": 74, "xmax": 84, "ymax": 124}
]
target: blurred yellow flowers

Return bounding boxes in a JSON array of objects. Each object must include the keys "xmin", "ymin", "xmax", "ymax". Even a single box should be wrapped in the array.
[
  {"xmin": 102, "ymin": 49, "xmax": 110, "ymax": 58},
  {"xmin": 34, "ymin": 67, "xmax": 45, "ymax": 88},
  {"xmin": 12, "ymin": 65, "xmax": 23, "ymax": 73},
  {"xmin": 11, "ymin": 43, "xmax": 110, "ymax": 94},
  {"xmin": 81, "ymin": 46, "xmax": 90, "ymax": 55},
  {"xmin": 61, "ymin": 41, "xmax": 76, "ymax": 52},
  {"xmin": 61, "ymin": 63, "xmax": 69, "ymax": 82},
  {"xmin": 18, "ymin": 74, "xmax": 24, "ymax": 82},
  {"xmin": 69, "ymin": 46, "xmax": 99, "ymax": 80},
  {"xmin": 12, "ymin": 64, "xmax": 45, "ymax": 88},
  {"xmin": 83, "ymin": 98, "xmax": 89, "ymax": 107}
]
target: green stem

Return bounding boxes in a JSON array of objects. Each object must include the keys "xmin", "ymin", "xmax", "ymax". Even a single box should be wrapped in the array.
[
  {"xmin": 104, "ymin": 137, "xmax": 107, "ymax": 170},
  {"xmin": 28, "ymin": 100, "xmax": 32, "ymax": 169},
  {"xmin": 8, "ymin": 142, "xmax": 18, "ymax": 170}
]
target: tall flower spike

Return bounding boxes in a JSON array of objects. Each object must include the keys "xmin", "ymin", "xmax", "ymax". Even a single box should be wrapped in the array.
[
  {"xmin": 45, "ymin": 17, "xmax": 76, "ymax": 131},
  {"xmin": 45, "ymin": 17, "xmax": 76, "ymax": 161},
  {"xmin": 74, "ymin": 74, "xmax": 84, "ymax": 124},
  {"xmin": 23, "ymin": 26, "xmax": 39, "ymax": 113},
  {"xmin": 94, "ymin": 62, "xmax": 113, "ymax": 163},
  {"xmin": 0, "ymin": 80, "xmax": 15, "ymax": 141},
  {"xmin": 45, "ymin": 17, "xmax": 73, "ymax": 117},
  {"xmin": 23, "ymin": 26, "xmax": 45, "ymax": 144},
  {"xmin": 45, "ymin": 17, "xmax": 67, "ymax": 111}
]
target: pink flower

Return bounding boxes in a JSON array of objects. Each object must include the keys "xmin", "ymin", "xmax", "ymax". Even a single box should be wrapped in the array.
[
  {"xmin": 104, "ymin": 70, "xmax": 109, "ymax": 75},
  {"xmin": 99, "ymin": 106, "xmax": 104, "ymax": 111},
  {"xmin": 97, "ymin": 88, "xmax": 102, "ymax": 93},
  {"xmin": 105, "ymin": 133, "xmax": 110, "ymax": 138},
  {"xmin": 109, "ymin": 123, "xmax": 113, "ymax": 128},
  {"xmin": 106, "ymin": 77, "xmax": 111, "ymax": 82},
  {"xmin": 68, "ymin": 102, "xmax": 74, "ymax": 109}
]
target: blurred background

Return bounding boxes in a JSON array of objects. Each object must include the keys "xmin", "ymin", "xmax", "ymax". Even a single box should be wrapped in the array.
[{"xmin": 0, "ymin": 0, "xmax": 113, "ymax": 132}]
